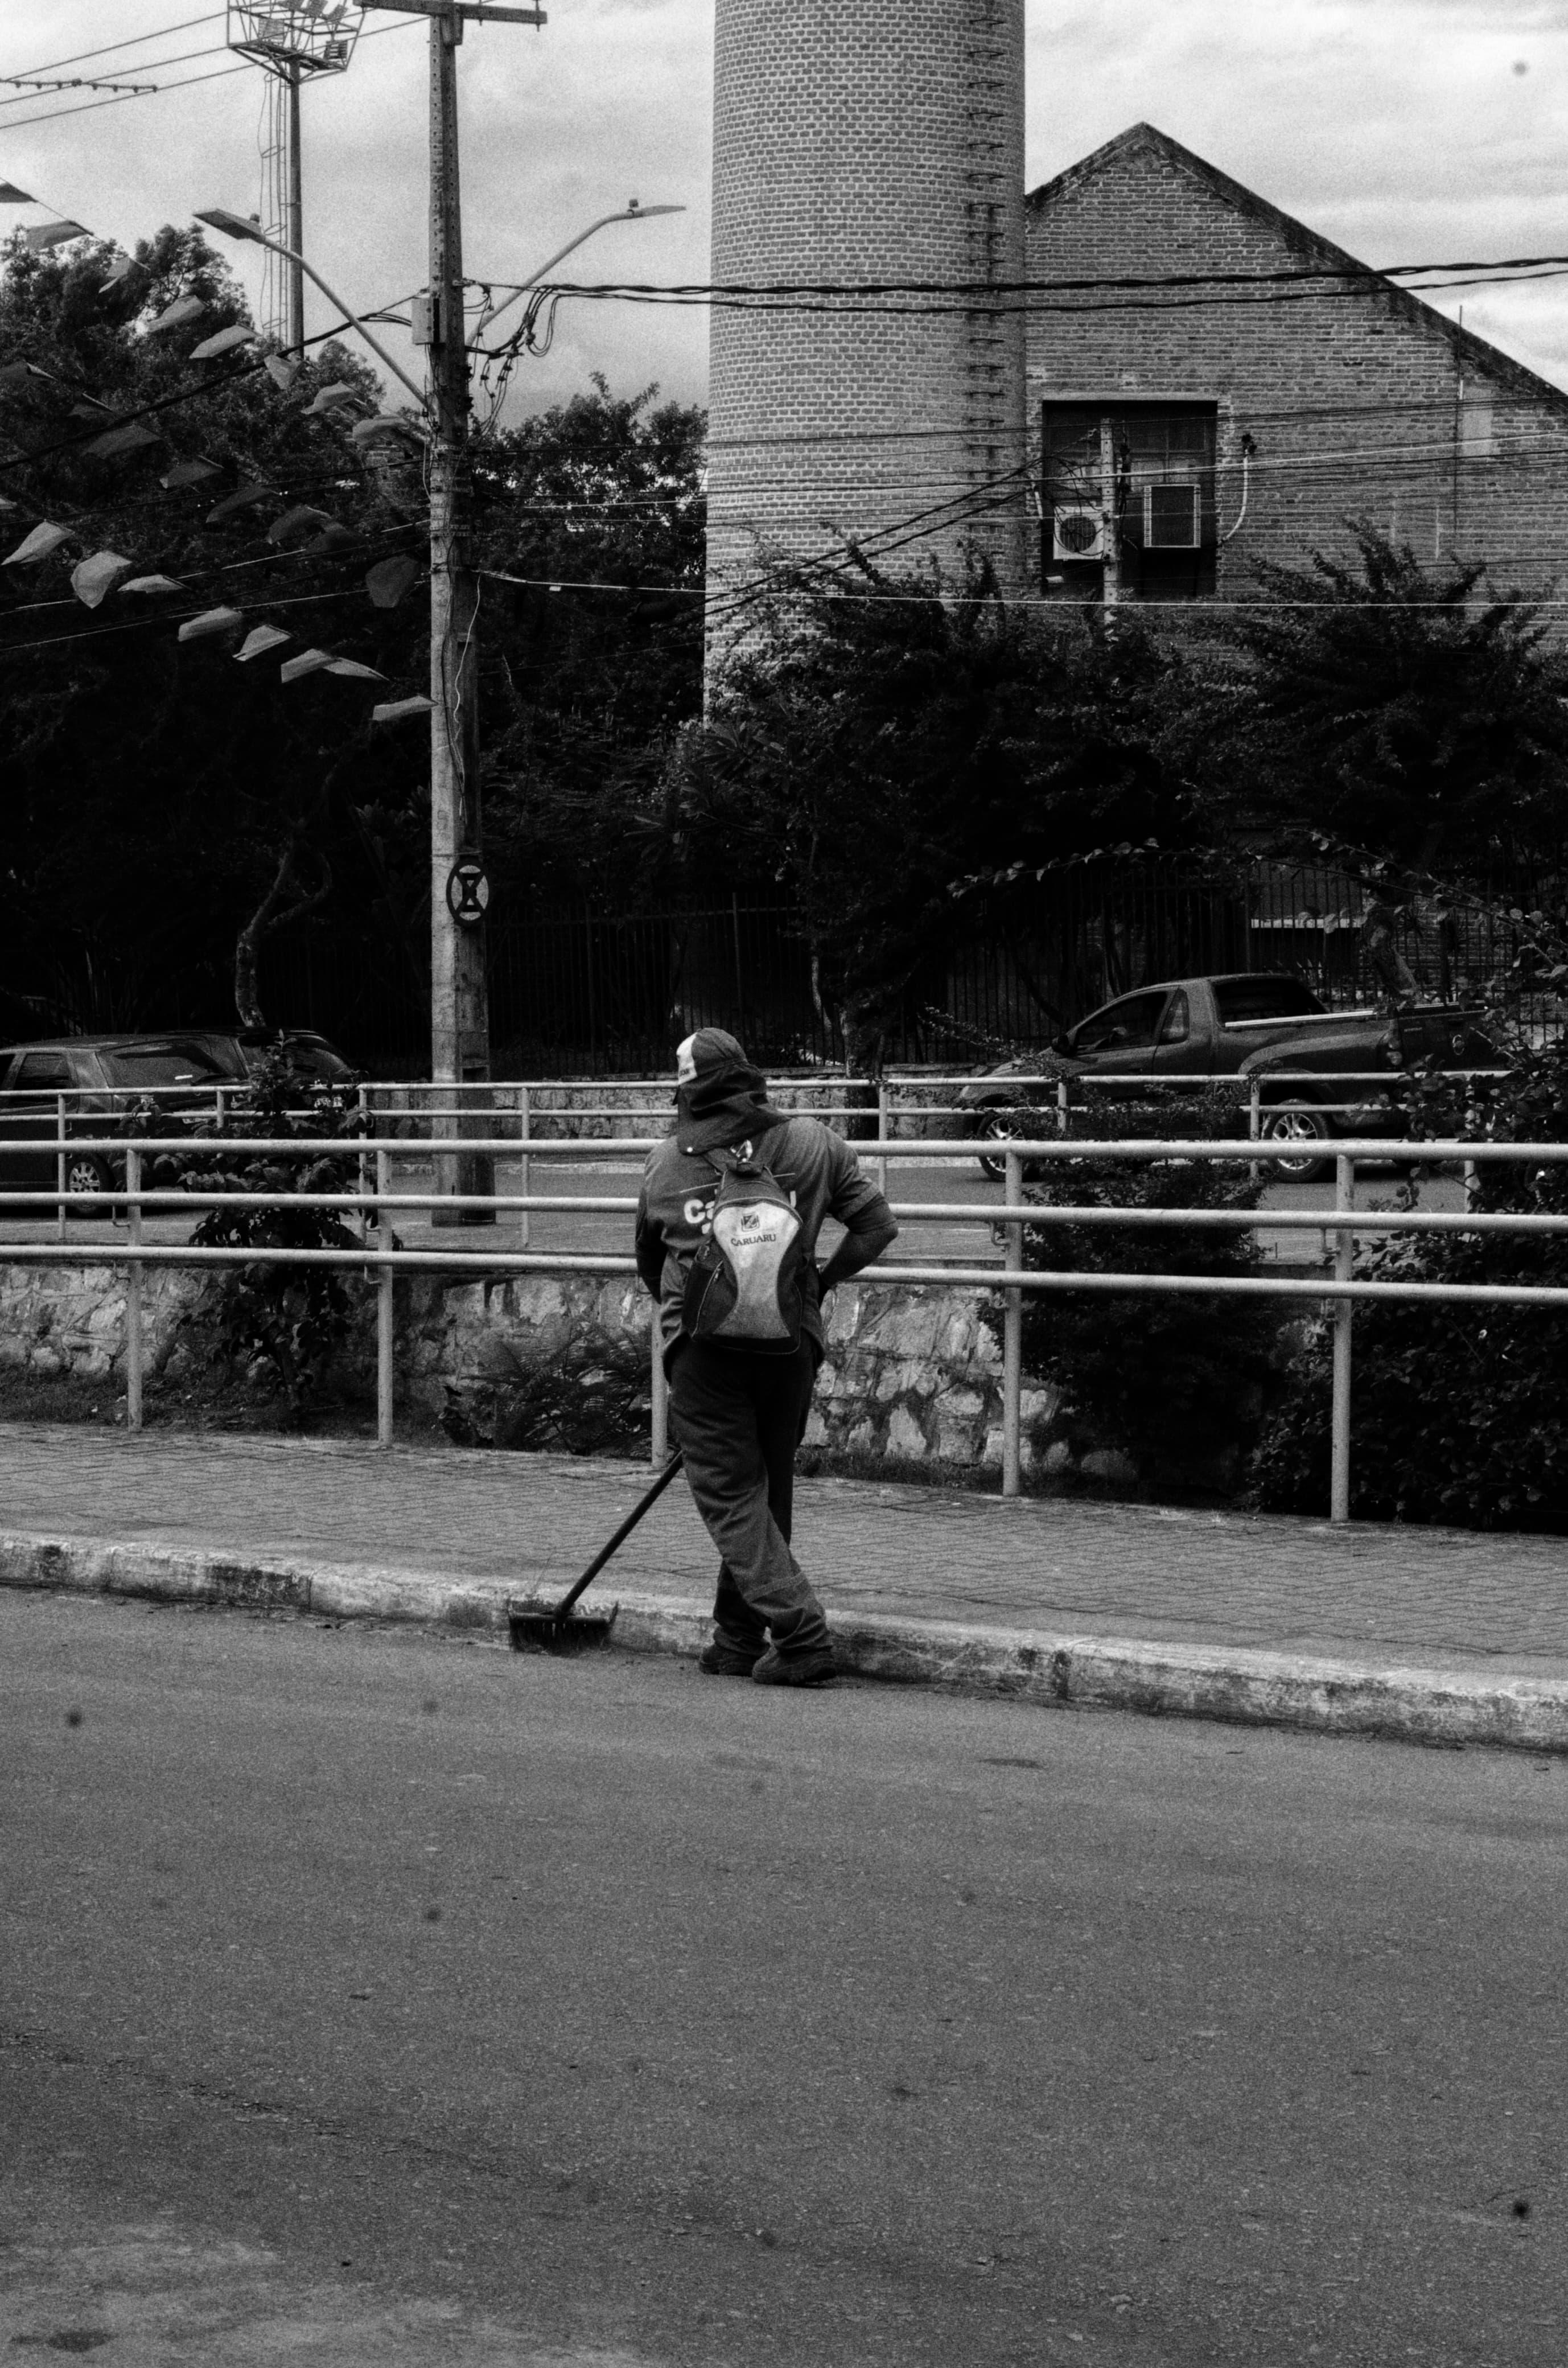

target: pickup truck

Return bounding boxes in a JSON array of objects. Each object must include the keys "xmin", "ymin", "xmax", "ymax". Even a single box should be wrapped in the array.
[{"xmin": 958, "ymin": 971, "xmax": 1502, "ymax": 1179}]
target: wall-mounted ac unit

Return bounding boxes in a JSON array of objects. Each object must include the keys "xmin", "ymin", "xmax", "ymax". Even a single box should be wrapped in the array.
[
  {"xmin": 1143, "ymin": 483, "xmax": 1201, "ymax": 549},
  {"xmin": 1052, "ymin": 503, "xmax": 1106, "ymax": 562}
]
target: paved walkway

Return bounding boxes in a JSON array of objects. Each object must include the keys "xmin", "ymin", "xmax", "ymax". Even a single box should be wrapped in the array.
[{"xmin": 1, "ymin": 1418, "xmax": 1562, "ymax": 1687}]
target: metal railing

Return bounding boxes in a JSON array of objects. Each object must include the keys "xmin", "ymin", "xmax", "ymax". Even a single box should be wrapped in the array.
[{"xmin": 1, "ymin": 1130, "xmax": 1564, "ymax": 1527}]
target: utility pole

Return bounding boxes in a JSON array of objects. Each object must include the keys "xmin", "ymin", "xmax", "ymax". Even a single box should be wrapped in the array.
[
  {"xmin": 359, "ymin": 0, "xmax": 545, "ymax": 1220},
  {"xmin": 1098, "ymin": 413, "xmax": 1122, "ymax": 614},
  {"xmin": 285, "ymin": 64, "xmax": 304, "ymax": 355}
]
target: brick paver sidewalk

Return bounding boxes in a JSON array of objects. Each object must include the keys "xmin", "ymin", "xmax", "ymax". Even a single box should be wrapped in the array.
[{"xmin": 1, "ymin": 1420, "xmax": 1563, "ymax": 1680}]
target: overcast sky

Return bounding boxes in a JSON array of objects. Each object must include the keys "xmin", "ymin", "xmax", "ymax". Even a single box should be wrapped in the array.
[{"xmin": 4, "ymin": 0, "xmax": 1568, "ymax": 413}]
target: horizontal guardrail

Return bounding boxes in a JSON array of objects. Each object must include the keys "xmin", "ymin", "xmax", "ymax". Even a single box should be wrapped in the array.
[{"xmin": 0, "ymin": 1132, "xmax": 1563, "ymax": 1528}]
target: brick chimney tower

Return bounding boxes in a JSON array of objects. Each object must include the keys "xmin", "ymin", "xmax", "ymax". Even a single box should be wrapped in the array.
[{"xmin": 707, "ymin": 0, "xmax": 1029, "ymax": 634}]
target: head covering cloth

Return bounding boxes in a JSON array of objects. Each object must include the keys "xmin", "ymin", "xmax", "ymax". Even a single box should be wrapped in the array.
[{"xmin": 673, "ymin": 1027, "xmax": 789, "ymax": 1157}]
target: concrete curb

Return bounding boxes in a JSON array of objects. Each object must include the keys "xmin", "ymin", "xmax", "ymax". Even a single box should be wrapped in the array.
[{"xmin": 3, "ymin": 1529, "xmax": 1565, "ymax": 1756}]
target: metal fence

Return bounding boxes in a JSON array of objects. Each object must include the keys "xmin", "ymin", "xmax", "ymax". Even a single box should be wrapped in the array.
[
  {"xmin": 1, "ymin": 1128, "xmax": 1563, "ymax": 1528},
  {"xmin": 249, "ymin": 857, "xmax": 1563, "ymax": 1074},
  {"xmin": 10, "ymin": 856, "xmax": 1559, "ymax": 1074}
]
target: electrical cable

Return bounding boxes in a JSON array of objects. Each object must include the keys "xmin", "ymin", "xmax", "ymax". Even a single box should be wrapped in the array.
[
  {"xmin": 1, "ymin": 11, "xmax": 225, "ymax": 79},
  {"xmin": 0, "ymin": 42, "xmax": 237, "ymax": 110},
  {"xmin": 0, "ymin": 13, "xmax": 417, "ymax": 134}
]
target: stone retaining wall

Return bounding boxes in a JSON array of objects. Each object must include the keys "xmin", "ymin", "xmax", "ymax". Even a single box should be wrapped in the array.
[
  {"xmin": 0, "ymin": 1262, "xmax": 1073, "ymax": 1477},
  {"xmin": 368, "ymin": 1080, "xmax": 972, "ymax": 1144}
]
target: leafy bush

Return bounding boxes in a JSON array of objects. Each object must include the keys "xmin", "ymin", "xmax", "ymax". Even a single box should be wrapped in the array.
[
  {"xmin": 1019, "ymin": 1092, "xmax": 1286, "ymax": 1489},
  {"xmin": 156, "ymin": 1051, "xmax": 373, "ymax": 1421},
  {"xmin": 1250, "ymin": 1035, "xmax": 1568, "ymax": 1528}
]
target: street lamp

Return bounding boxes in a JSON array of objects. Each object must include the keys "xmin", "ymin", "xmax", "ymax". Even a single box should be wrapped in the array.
[
  {"xmin": 197, "ymin": 196, "xmax": 682, "ymax": 1218},
  {"xmin": 474, "ymin": 202, "xmax": 685, "ymax": 341},
  {"xmin": 194, "ymin": 209, "xmax": 426, "ymax": 403}
]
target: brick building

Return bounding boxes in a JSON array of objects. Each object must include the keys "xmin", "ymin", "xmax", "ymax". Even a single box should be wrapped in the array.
[
  {"xmin": 1026, "ymin": 123, "xmax": 1568, "ymax": 622},
  {"xmin": 706, "ymin": 0, "xmax": 1031, "ymax": 631}
]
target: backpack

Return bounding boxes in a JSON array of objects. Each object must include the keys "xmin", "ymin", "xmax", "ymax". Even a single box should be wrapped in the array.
[{"xmin": 681, "ymin": 1141, "xmax": 806, "ymax": 1352}]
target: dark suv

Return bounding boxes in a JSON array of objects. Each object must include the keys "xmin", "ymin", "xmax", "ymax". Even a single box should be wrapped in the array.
[
  {"xmin": 0, "ymin": 1027, "xmax": 355, "ymax": 1202},
  {"xmin": 0, "ymin": 1032, "xmax": 250, "ymax": 1199}
]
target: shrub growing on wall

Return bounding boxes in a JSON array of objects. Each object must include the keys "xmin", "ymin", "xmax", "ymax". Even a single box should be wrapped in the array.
[
  {"xmin": 1018, "ymin": 1093, "xmax": 1286, "ymax": 1490},
  {"xmin": 1250, "ymin": 1035, "xmax": 1568, "ymax": 1529},
  {"xmin": 156, "ymin": 1051, "xmax": 372, "ymax": 1421}
]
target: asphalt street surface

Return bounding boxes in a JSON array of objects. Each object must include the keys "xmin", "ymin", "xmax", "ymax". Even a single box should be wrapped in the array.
[
  {"xmin": 0, "ymin": 1154, "xmax": 1462, "ymax": 1268},
  {"xmin": 3, "ymin": 1591, "xmax": 1563, "ymax": 2367}
]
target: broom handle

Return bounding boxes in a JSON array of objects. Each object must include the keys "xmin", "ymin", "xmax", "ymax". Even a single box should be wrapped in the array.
[{"xmin": 554, "ymin": 1452, "xmax": 685, "ymax": 1617}]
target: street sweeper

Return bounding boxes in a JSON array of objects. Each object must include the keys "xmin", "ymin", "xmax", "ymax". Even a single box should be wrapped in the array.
[{"xmin": 635, "ymin": 1028, "xmax": 899, "ymax": 1687}]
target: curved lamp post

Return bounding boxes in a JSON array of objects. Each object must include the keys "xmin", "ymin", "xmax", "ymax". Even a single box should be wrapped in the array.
[
  {"xmin": 474, "ymin": 201, "xmax": 685, "ymax": 341},
  {"xmin": 194, "ymin": 208, "xmax": 426, "ymax": 402}
]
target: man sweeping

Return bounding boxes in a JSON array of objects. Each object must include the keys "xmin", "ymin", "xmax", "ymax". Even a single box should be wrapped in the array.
[{"xmin": 635, "ymin": 1029, "xmax": 899, "ymax": 1687}]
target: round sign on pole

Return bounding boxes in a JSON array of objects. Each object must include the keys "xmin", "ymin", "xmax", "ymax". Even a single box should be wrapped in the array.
[{"xmin": 446, "ymin": 853, "xmax": 490, "ymax": 929}]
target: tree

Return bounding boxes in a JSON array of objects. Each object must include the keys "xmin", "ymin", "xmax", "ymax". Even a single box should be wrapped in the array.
[
  {"xmin": 472, "ymin": 376, "xmax": 706, "ymax": 913},
  {"xmin": 0, "ymin": 224, "xmax": 431, "ymax": 1038},
  {"xmin": 0, "ymin": 243, "xmax": 706, "ymax": 1053},
  {"xmin": 1213, "ymin": 524, "xmax": 1568, "ymax": 875},
  {"xmin": 673, "ymin": 550, "xmax": 1199, "ymax": 1068}
]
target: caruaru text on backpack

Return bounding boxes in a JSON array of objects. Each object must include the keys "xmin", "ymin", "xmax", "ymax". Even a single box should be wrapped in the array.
[{"xmin": 681, "ymin": 1144, "xmax": 806, "ymax": 1351}]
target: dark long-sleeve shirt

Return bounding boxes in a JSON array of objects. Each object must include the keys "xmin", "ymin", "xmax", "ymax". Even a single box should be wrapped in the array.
[{"xmin": 635, "ymin": 1115, "xmax": 898, "ymax": 1359}]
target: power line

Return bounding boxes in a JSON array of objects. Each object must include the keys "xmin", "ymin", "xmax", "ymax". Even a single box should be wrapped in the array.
[
  {"xmin": 0, "ymin": 41, "xmax": 242, "ymax": 111},
  {"xmin": 1, "ymin": 11, "xmax": 224, "ymax": 79},
  {"xmin": 0, "ymin": 58, "xmax": 253, "ymax": 133}
]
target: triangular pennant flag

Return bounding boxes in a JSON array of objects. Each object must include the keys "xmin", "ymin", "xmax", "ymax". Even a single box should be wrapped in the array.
[
  {"xmin": 160, "ymin": 458, "xmax": 220, "ymax": 489},
  {"xmin": 372, "ymin": 695, "xmax": 434, "ymax": 725},
  {"xmin": 69, "ymin": 550, "xmax": 134, "ymax": 609},
  {"xmin": 191, "ymin": 323, "xmax": 255, "ymax": 361},
  {"xmin": 87, "ymin": 421, "xmax": 161, "ymax": 459},
  {"xmin": 350, "ymin": 413, "xmax": 426, "ymax": 449},
  {"xmin": 365, "ymin": 554, "xmax": 421, "ymax": 609},
  {"xmin": 0, "ymin": 182, "xmax": 34, "ymax": 203},
  {"xmin": 279, "ymin": 648, "xmax": 336, "ymax": 683},
  {"xmin": 23, "ymin": 221, "xmax": 89, "ymax": 253},
  {"xmin": 266, "ymin": 504, "xmax": 332, "ymax": 546},
  {"xmin": 263, "ymin": 355, "xmax": 300, "ymax": 393},
  {"xmin": 205, "ymin": 481, "xmax": 273, "ymax": 524},
  {"xmin": 0, "ymin": 361, "xmax": 47, "ymax": 391},
  {"xmin": 177, "ymin": 606, "xmax": 245, "ymax": 642},
  {"xmin": 145, "ymin": 294, "xmax": 205, "ymax": 337},
  {"xmin": 98, "ymin": 256, "xmax": 136, "ymax": 291},
  {"xmin": 304, "ymin": 523, "xmax": 356, "ymax": 555},
  {"xmin": 304, "ymin": 381, "xmax": 360, "ymax": 418},
  {"xmin": 325, "ymin": 658, "xmax": 386, "ymax": 681},
  {"xmin": 120, "ymin": 574, "xmax": 187, "ymax": 595},
  {"xmin": 236, "ymin": 624, "xmax": 292, "ymax": 661},
  {"xmin": 70, "ymin": 398, "xmax": 114, "ymax": 420},
  {"xmin": 3, "ymin": 521, "xmax": 73, "ymax": 566}
]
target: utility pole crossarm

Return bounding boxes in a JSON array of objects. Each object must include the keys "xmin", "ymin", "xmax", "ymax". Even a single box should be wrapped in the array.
[{"xmin": 358, "ymin": 1, "xmax": 547, "ymax": 23}]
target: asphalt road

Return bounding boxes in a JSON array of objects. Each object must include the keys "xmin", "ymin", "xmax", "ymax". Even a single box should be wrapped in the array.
[
  {"xmin": 3, "ymin": 1591, "xmax": 1563, "ymax": 2367},
  {"xmin": 0, "ymin": 1154, "xmax": 1464, "ymax": 1269}
]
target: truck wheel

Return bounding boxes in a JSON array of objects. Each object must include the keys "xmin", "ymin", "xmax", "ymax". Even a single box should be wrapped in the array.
[
  {"xmin": 63, "ymin": 1152, "xmax": 113, "ymax": 1207},
  {"xmin": 975, "ymin": 1105, "xmax": 1030, "ymax": 1183},
  {"xmin": 1257, "ymin": 1103, "xmax": 1334, "ymax": 1183}
]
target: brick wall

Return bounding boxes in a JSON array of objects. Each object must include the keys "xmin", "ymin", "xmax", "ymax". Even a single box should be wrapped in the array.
[
  {"xmin": 707, "ymin": 0, "xmax": 1031, "ymax": 634},
  {"xmin": 1025, "ymin": 125, "xmax": 1568, "ymax": 632}
]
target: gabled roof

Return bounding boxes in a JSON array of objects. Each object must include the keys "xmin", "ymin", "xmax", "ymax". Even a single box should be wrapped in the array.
[{"xmin": 1026, "ymin": 121, "xmax": 1568, "ymax": 422}]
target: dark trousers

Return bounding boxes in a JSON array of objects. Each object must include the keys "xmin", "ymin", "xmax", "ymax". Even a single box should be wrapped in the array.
[{"xmin": 666, "ymin": 1337, "xmax": 828, "ymax": 1654}]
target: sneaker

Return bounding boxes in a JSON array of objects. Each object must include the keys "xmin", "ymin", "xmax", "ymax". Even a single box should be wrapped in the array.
[
  {"xmin": 699, "ymin": 1637, "xmax": 764, "ymax": 1677},
  {"xmin": 751, "ymin": 1642, "xmax": 837, "ymax": 1687}
]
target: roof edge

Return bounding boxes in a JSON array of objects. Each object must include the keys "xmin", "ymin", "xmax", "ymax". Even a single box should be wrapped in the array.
[{"xmin": 1026, "ymin": 122, "xmax": 1568, "ymax": 423}]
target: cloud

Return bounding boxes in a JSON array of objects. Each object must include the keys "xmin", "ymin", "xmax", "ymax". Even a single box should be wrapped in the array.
[{"xmin": 5, "ymin": 0, "xmax": 1567, "ymax": 410}]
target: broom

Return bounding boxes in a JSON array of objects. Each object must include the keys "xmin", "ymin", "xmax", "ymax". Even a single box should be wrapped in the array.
[{"xmin": 507, "ymin": 1452, "xmax": 685, "ymax": 1654}]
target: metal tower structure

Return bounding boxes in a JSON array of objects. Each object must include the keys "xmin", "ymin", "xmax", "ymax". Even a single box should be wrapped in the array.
[{"xmin": 225, "ymin": 5, "xmax": 363, "ymax": 352}]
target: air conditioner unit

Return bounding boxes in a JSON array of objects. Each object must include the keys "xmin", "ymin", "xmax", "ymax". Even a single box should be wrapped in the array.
[
  {"xmin": 1052, "ymin": 503, "xmax": 1106, "ymax": 562},
  {"xmin": 1143, "ymin": 482, "xmax": 1201, "ymax": 549}
]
